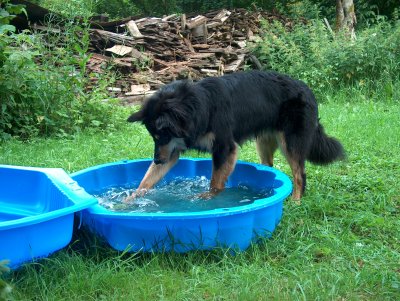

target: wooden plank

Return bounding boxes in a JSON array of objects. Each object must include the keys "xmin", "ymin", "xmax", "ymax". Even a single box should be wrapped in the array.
[
  {"xmin": 181, "ymin": 14, "xmax": 187, "ymax": 29},
  {"xmin": 212, "ymin": 9, "xmax": 231, "ymax": 23},
  {"xmin": 125, "ymin": 89, "xmax": 157, "ymax": 97},
  {"xmin": 125, "ymin": 20, "xmax": 144, "ymax": 38},
  {"xmin": 183, "ymin": 37, "xmax": 195, "ymax": 53},
  {"xmin": 201, "ymin": 68, "xmax": 219, "ymax": 74},
  {"xmin": 192, "ymin": 44, "xmax": 210, "ymax": 50},
  {"xmin": 187, "ymin": 15, "xmax": 207, "ymax": 29},
  {"xmin": 112, "ymin": 58, "xmax": 132, "ymax": 67},
  {"xmin": 186, "ymin": 52, "xmax": 216, "ymax": 59},
  {"xmin": 128, "ymin": 84, "xmax": 151, "ymax": 95},
  {"xmin": 109, "ymin": 95, "xmax": 147, "ymax": 106},
  {"xmin": 106, "ymin": 45, "xmax": 133, "ymax": 56},
  {"xmin": 91, "ymin": 29, "xmax": 144, "ymax": 47},
  {"xmin": 224, "ymin": 54, "xmax": 245, "ymax": 73},
  {"xmin": 162, "ymin": 14, "xmax": 177, "ymax": 22}
]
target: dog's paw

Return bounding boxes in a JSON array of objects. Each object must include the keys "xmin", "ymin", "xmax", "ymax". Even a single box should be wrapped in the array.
[
  {"xmin": 123, "ymin": 189, "xmax": 148, "ymax": 203},
  {"xmin": 112, "ymin": 203, "xmax": 131, "ymax": 211},
  {"xmin": 290, "ymin": 195, "xmax": 302, "ymax": 206},
  {"xmin": 123, "ymin": 194, "xmax": 136, "ymax": 204},
  {"xmin": 197, "ymin": 190, "xmax": 219, "ymax": 200}
]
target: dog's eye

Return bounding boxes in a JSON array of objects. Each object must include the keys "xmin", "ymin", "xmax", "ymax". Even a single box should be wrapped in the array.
[{"xmin": 154, "ymin": 135, "xmax": 160, "ymax": 140}]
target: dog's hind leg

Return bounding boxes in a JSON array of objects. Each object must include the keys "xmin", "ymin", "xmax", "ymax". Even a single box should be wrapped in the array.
[
  {"xmin": 256, "ymin": 132, "xmax": 278, "ymax": 167},
  {"xmin": 125, "ymin": 151, "xmax": 180, "ymax": 202},
  {"xmin": 277, "ymin": 132, "xmax": 307, "ymax": 202}
]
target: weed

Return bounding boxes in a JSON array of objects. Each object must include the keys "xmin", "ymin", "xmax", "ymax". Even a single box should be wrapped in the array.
[
  {"xmin": 0, "ymin": 10, "xmax": 121, "ymax": 140},
  {"xmin": 251, "ymin": 17, "xmax": 400, "ymax": 98}
]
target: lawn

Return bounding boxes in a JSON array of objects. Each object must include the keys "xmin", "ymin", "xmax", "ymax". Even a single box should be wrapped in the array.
[{"xmin": 1, "ymin": 99, "xmax": 399, "ymax": 300}]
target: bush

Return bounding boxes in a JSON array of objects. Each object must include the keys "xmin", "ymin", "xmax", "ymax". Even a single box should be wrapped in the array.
[
  {"xmin": 251, "ymin": 17, "xmax": 400, "ymax": 97},
  {"xmin": 0, "ymin": 4, "xmax": 123, "ymax": 140},
  {"xmin": 94, "ymin": 0, "xmax": 141, "ymax": 18},
  {"xmin": 0, "ymin": 260, "xmax": 11, "ymax": 300},
  {"xmin": 37, "ymin": 0, "xmax": 94, "ymax": 18}
]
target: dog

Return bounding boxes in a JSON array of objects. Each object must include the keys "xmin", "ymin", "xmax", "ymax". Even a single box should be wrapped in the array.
[{"xmin": 126, "ymin": 70, "xmax": 345, "ymax": 202}]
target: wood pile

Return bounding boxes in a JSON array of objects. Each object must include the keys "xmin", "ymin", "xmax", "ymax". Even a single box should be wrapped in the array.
[
  {"xmin": 11, "ymin": 2, "xmax": 304, "ymax": 104},
  {"xmin": 85, "ymin": 8, "xmax": 300, "ymax": 104}
]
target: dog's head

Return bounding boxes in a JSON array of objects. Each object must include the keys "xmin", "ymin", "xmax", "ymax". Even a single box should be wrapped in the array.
[{"xmin": 127, "ymin": 81, "xmax": 195, "ymax": 164}]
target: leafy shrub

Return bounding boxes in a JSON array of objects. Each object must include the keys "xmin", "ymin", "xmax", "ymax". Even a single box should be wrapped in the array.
[
  {"xmin": 94, "ymin": 0, "xmax": 141, "ymax": 18},
  {"xmin": 39, "ymin": 0, "xmax": 95, "ymax": 18},
  {"xmin": 0, "ymin": 5, "xmax": 122, "ymax": 140},
  {"xmin": 39, "ymin": 0, "xmax": 141, "ymax": 19},
  {"xmin": 0, "ymin": 260, "xmax": 11, "ymax": 300},
  {"xmin": 251, "ymin": 17, "xmax": 400, "ymax": 97}
]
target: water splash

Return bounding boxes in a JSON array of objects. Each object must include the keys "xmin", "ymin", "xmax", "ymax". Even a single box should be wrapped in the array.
[{"xmin": 95, "ymin": 176, "xmax": 274, "ymax": 213}]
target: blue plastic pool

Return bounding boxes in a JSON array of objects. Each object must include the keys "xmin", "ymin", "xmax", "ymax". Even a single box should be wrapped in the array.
[
  {"xmin": 0, "ymin": 165, "xmax": 97, "ymax": 269},
  {"xmin": 71, "ymin": 159, "xmax": 292, "ymax": 252}
]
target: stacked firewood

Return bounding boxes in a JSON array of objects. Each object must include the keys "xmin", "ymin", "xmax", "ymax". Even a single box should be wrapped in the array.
[{"xmin": 85, "ymin": 8, "xmax": 299, "ymax": 104}]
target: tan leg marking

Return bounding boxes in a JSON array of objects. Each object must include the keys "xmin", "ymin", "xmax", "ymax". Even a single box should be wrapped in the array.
[
  {"xmin": 195, "ymin": 132, "xmax": 215, "ymax": 152},
  {"xmin": 125, "ymin": 152, "xmax": 180, "ymax": 203},
  {"xmin": 277, "ymin": 132, "xmax": 304, "ymax": 203},
  {"xmin": 256, "ymin": 132, "xmax": 278, "ymax": 167},
  {"xmin": 210, "ymin": 144, "xmax": 238, "ymax": 193}
]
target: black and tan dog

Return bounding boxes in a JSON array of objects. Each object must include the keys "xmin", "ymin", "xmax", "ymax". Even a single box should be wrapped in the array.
[{"xmin": 126, "ymin": 70, "xmax": 345, "ymax": 201}]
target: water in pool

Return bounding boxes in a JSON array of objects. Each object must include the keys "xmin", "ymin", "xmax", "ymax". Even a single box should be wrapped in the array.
[{"xmin": 95, "ymin": 176, "xmax": 274, "ymax": 213}]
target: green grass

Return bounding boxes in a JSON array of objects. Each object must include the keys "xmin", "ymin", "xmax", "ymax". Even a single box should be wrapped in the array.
[{"xmin": 1, "ymin": 98, "xmax": 400, "ymax": 300}]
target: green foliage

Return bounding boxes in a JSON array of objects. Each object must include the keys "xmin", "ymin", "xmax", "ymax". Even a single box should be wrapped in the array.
[
  {"xmin": 0, "ymin": 260, "xmax": 12, "ymax": 300},
  {"xmin": 0, "ymin": 8, "xmax": 122, "ymax": 140},
  {"xmin": 93, "ymin": 0, "xmax": 141, "ymax": 18},
  {"xmin": 357, "ymin": 0, "xmax": 399, "ymax": 21},
  {"xmin": 251, "ymin": 17, "xmax": 400, "ymax": 97},
  {"xmin": 34, "ymin": 0, "xmax": 140, "ymax": 19},
  {"xmin": 0, "ymin": 1, "xmax": 26, "ymax": 34},
  {"xmin": 273, "ymin": 0, "xmax": 323, "ymax": 19},
  {"xmin": 39, "ymin": 0, "xmax": 95, "ymax": 18},
  {"xmin": 126, "ymin": 0, "xmax": 324, "ymax": 18}
]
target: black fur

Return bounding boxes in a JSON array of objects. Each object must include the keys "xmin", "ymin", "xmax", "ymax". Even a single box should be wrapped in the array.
[{"xmin": 128, "ymin": 70, "xmax": 345, "ymax": 198}]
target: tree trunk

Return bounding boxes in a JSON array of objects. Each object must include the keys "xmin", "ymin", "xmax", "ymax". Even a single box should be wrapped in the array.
[{"xmin": 336, "ymin": 0, "xmax": 357, "ymax": 39}]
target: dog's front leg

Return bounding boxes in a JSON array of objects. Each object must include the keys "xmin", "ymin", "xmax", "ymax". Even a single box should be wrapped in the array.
[
  {"xmin": 125, "ymin": 151, "xmax": 180, "ymax": 203},
  {"xmin": 201, "ymin": 143, "xmax": 238, "ymax": 199}
]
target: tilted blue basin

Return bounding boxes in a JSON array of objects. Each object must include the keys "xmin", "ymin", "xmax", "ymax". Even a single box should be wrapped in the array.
[{"xmin": 0, "ymin": 165, "xmax": 97, "ymax": 268}]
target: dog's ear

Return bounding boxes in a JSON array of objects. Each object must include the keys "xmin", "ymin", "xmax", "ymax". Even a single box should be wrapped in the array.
[
  {"xmin": 155, "ymin": 115, "xmax": 172, "ymax": 131},
  {"xmin": 155, "ymin": 113, "xmax": 189, "ymax": 137},
  {"xmin": 127, "ymin": 109, "xmax": 144, "ymax": 123}
]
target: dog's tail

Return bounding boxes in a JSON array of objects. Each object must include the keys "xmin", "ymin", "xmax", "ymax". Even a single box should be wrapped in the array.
[{"xmin": 307, "ymin": 122, "xmax": 345, "ymax": 165}]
